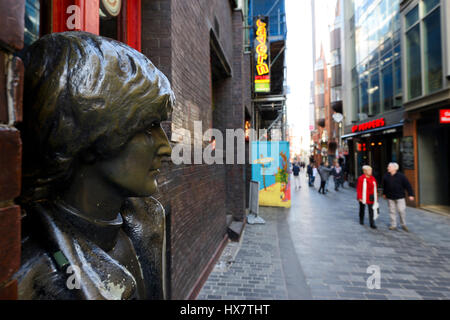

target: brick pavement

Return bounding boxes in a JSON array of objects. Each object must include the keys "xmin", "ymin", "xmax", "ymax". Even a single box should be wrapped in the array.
[
  {"xmin": 198, "ymin": 174, "xmax": 450, "ymax": 300},
  {"xmin": 197, "ymin": 211, "xmax": 289, "ymax": 300}
]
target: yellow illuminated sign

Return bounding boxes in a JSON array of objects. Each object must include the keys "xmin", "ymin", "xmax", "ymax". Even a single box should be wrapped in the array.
[{"xmin": 254, "ymin": 17, "xmax": 270, "ymax": 92}]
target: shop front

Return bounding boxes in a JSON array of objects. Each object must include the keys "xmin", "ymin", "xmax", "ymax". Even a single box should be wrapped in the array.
[
  {"xmin": 342, "ymin": 117, "xmax": 404, "ymax": 186},
  {"xmin": 409, "ymin": 107, "xmax": 450, "ymax": 214}
]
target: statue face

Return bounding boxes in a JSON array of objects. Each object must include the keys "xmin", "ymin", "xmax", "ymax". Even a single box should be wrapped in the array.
[{"xmin": 96, "ymin": 125, "xmax": 172, "ymax": 197}]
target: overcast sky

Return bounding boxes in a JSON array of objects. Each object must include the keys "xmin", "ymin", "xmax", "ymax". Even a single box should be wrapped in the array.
[{"xmin": 285, "ymin": 0, "xmax": 336, "ymax": 153}]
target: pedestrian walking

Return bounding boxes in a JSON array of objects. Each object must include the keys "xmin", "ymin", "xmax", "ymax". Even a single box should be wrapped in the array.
[
  {"xmin": 292, "ymin": 162, "xmax": 301, "ymax": 190},
  {"xmin": 325, "ymin": 162, "xmax": 333, "ymax": 192},
  {"xmin": 307, "ymin": 162, "xmax": 314, "ymax": 187},
  {"xmin": 312, "ymin": 164, "xmax": 318, "ymax": 187},
  {"xmin": 318, "ymin": 162, "xmax": 332, "ymax": 194},
  {"xmin": 382, "ymin": 162, "xmax": 415, "ymax": 232},
  {"xmin": 332, "ymin": 162, "xmax": 344, "ymax": 191},
  {"xmin": 356, "ymin": 165, "xmax": 378, "ymax": 229}
]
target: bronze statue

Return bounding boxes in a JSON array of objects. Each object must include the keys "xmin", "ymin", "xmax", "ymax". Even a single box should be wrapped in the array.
[{"xmin": 14, "ymin": 32, "xmax": 174, "ymax": 300}]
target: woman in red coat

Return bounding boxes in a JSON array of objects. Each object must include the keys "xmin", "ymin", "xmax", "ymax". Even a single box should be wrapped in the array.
[{"xmin": 356, "ymin": 165, "xmax": 378, "ymax": 229}]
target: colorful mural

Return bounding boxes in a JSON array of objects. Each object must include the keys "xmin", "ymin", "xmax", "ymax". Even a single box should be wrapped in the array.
[{"xmin": 251, "ymin": 141, "xmax": 291, "ymax": 208}]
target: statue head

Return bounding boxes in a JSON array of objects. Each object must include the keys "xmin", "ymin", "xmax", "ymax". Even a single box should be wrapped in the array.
[{"xmin": 21, "ymin": 32, "xmax": 174, "ymax": 201}]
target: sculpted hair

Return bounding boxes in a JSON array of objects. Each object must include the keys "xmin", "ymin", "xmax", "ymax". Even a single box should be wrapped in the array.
[{"xmin": 21, "ymin": 32, "xmax": 174, "ymax": 200}]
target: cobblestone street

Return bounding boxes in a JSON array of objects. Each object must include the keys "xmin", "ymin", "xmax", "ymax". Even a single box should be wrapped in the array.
[{"xmin": 198, "ymin": 174, "xmax": 450, "ymax": 300}]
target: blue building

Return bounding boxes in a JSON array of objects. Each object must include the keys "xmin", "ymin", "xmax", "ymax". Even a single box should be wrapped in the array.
[
  {"xmin": 341, "ymin": 0, "xmax": 406, "ymax": 185},
  {"xmin": 248, "ymin": 0, "xmax": 287, "ymax": 43}
]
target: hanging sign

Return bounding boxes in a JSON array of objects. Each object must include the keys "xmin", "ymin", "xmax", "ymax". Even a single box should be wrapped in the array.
[
  {"xmin": 254, "ymin": 16, "xmax": 270, "ymax": 93},
  {"xmin": 440, "ymin": 109, "xmax": 450, "ymax": 124},
  {"xmin": 100, "ymin": 0, "xmax": 122, "ymax": 19}
]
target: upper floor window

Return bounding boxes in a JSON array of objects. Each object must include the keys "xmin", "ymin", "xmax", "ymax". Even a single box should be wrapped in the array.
[
  {"xmin": 24, "ymin": 0, "xmax": 40, "ymax": 47},
  {"xmin": 404, "ymin": 0, "xmax": 443, "ymax": 100}
]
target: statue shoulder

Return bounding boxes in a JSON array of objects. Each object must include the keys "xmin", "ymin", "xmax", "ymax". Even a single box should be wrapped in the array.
[
  {"xmin": 121, "ymin": 196, "xmax": 165, "ymax": 228},
  {"xmin": 14, "ymin": 236, "xmax": 77, "ymax": 300}
]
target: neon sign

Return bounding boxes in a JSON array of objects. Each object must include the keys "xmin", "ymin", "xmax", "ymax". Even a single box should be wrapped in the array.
[
  {"xmin": 352, "ymin": 118, "xmax": 385, "ymax": 133},
  {"xmin": 254, "ymin": 17, "xmax": 270, "ymax": 93}
]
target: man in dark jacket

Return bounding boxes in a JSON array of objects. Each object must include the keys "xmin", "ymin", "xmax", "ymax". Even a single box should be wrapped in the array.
[
  {"xmin": 331, "ymin": 162, "xmax": 344, "ymax": 191},
  {"xmin": 318, "ymin": 162, "xmax": 332, "ymax": 194},
  {"xmin": 382, "ymin": 162, "xmax": 415, "ymax": 232},
  {"xmin": 292, "ymin": 163, "xmax": 301, "ymax": 190},
  {"xmin": 307, "ymin": 163, "xmax": 314, "ymax": 187}
]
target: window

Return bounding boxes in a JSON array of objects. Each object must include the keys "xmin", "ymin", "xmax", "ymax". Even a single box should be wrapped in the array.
[
  {"xmin": 360, "ymin": 75, "xmax": 369, "ymax": 115},
  {"xmin": 405, "ymin": 5, "xmax": 419, "ymax": 28},
  {"xmin": 353, "ymin": 0, "xmax": 401, "ymax": 117},
  {"xmin": 393, "ymin": 45, "xmax": 402, "ymax": 96},
  {"xmin": 24, "ymin": 0, "xmax": 40, "ymax": 47},
  {"xmin": 331, "ymin": 87, "xmax": 342, "ymax": 103},
  {"xmin": 422, "ymin": 0, "xmax": 439, "ymax": 14},
  {"xmin": 406, "ymin": 23, "xmax": 422, "ymax": 99},
  {"xmin": 382, "ymin": 63, "xmax": 394, "ymax": 111},
  {"xmin": 369, "ymin": 67, "xmax": 380, "ymax": 115},
  {"xmin": 423, "ymin": 7, "xmax": 442, "ymax": 93},
  {"xmin": 404, "ymin": 0, "xmax": 443, "ymax": 100},
  {"xmin": 352, "ymin": 86, "xmax": 360, "ymax": 121}
]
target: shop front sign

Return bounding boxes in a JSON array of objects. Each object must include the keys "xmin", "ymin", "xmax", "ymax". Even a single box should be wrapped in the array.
[
  {"xmin": 352, "ymin": 118, "xmax": 385, "ymax": 133},
  {"xmin": 440, "ymin": 109, "xmax": 450, "ymax": 124}
]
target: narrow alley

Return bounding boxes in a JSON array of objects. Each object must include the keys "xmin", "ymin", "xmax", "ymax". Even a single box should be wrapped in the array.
[{"xmin": 198, "ymin": 174, "xmax": 450, "ymax": 300}]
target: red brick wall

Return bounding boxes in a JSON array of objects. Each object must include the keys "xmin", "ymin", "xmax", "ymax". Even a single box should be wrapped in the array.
[
  {"xmin": 141, "ymin": 0, "xmax": 249, "ymax": 299},
  {"xmin": 0, "ymin": 0, "xmax": 25, "ymax": 300}
]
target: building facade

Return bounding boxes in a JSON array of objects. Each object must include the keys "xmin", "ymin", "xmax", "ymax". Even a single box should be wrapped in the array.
[
  {"xmin": 329, "ymin": 0, "xmax": 344, "ymax": 164},
  {"xmin": 399, "ymin": 0, "xmax": 450, "ymax": 213},
  {"xmin": 248, "ymin": 0, "xmax": 287, "ymax": 141},
  {"xmin": 1, "ymin": 0, "xmax": 252, "ymax": 300},
  {"xmin": 310, "ymin": 1, "xmax": 344, "ymax": 166},
  {"xmin": 341, "ymin": 0, "xmax": 406, "ymax": 187},
  {"xmin": 312, "ymin": 46, "xmax": 332, "ymax": 165}
]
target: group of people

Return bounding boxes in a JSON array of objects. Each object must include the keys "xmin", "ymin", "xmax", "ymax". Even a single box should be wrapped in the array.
[
  {"xmin": 306, "ymin": 161, "xmax": 344, "ymax": 193},
  {"xmin": 297, "ymin": 160, "xmax": 415, "ymax": 231},
  {"xmin": 357, "ymin": 162, "xmax": 414, "ymax": 231}
]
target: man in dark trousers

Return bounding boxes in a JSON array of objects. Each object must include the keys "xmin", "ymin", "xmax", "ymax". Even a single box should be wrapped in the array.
[
  {"xmin": 382, "ymin": 162, "xmax": 415, "ymax": 232},
  {"xmin": 332, "ymin": 162, "xmax": 344, "ymax": 191},
  {"xmin": 307, "ymin": 162, "xmax": 314, "ymax": 187},
  {"xmin": 292, "ymin": 162, "xmax": 301, "ymax": 190},
  {"xmin": 318, "ymin": 162, "xmax": 332, "ymax": 194}
]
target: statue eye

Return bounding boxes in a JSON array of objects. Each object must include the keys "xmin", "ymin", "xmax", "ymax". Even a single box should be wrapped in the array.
[{"xmin": 146, "ymin": 121, "xmax": 160, "ymax": 136}]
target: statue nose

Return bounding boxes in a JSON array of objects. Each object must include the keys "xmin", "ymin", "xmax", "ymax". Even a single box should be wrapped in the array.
[{"xmin": 152, "ymin": 126, "xmax": 172, "ymax": 157}]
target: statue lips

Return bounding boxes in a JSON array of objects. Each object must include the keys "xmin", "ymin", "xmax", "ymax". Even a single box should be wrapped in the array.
[
  {"xmin": 149, "ymin": 156, "xmax": 163, "ymax": 173},
  {"xmin": 148, "ymin": 168, "xmax": 160, "ymax": 175}
]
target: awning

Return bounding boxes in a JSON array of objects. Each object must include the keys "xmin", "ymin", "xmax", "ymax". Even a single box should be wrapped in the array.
[{"xmin": 341, "ymin": 123, "xmax": 403, "ymax": 139}]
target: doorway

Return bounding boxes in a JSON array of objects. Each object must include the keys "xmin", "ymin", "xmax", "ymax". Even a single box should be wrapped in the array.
[{"xmin": 418, "ymin": 119, "xmax": 450, "ymax": 211}]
